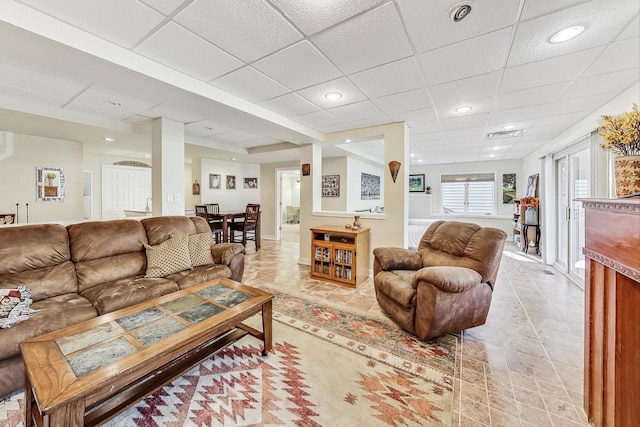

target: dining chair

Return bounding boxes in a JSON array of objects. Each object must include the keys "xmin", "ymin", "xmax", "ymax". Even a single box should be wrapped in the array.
[
  {"xmin": 204, "ymin": 203, "xmax": 223, "ymax": 243},
  {"xmin": 194, "ymin": 205, "xmax": 207, "ymax": 218},
  {"xmin": 229, "ymin": 204, "xmax": 260, "ymax": 250}
]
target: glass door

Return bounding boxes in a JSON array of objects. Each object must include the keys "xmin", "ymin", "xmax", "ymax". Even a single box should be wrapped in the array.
[{"xmin": 555, "ymin": 147, "xmax": 590, "ymax": 284}]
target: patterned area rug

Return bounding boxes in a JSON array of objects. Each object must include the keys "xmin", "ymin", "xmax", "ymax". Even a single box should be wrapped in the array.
[{"xmin": 0, "ymin": 291, "xmax": 456, "ymax": 427}]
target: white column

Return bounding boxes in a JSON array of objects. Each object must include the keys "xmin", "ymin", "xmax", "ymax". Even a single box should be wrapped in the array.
[{"xmin": 151, "ymin": 117, "xmax": 185, "ymax": 216}]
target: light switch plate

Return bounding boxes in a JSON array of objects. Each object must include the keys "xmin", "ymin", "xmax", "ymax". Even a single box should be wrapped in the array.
[
  {"xmin": 175, "ymin": 194, "xmax": 181, "ymax": 203},
  {"xmin": 167, "ymin": 194, "xmax": 174, "ymax": 203}
]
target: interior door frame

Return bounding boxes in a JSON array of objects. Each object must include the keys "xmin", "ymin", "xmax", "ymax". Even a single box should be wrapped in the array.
[{"xmin": 275, "ymin": 167, "xmax": 300, "ymax": 241}]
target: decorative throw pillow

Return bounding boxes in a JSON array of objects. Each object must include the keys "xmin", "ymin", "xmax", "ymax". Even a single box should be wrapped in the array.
[
  {"xmin": 188, "ymin": 232, "xmax": 214, "ymax": 267},
  {"xmin": 0, "ymin": 286, "xmax": 37, "ymax": 329},
  {"xmin": 144, "ymin": 234, "xmax": 192, "ymax": 278}
]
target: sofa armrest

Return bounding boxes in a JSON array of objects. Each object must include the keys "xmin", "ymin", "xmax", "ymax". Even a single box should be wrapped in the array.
[
  {"xmin": 211, "ymin": 243, "xmax": 245, "ymax": 266},
  {"xmin": 373, "ymin": 247, "xmax": 423, "ymax": 272},
  {"xmin": 411, "ymin": 266, "xmax": 482, "ymax": 293}
]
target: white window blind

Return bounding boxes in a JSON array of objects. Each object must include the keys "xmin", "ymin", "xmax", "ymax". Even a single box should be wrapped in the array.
[{"xmin": 441, "ymin": 173, "xmax": 495, "ymax": 215}]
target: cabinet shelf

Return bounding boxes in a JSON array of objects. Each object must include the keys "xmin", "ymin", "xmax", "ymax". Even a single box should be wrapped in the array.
[{"xmin": 310, "ymin": 225, "xmax": 370, "ymax": 287}]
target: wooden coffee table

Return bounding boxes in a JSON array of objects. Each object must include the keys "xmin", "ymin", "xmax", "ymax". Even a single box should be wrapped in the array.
[{"xmin": 20, "ymin": 278, "xmax": 273, "ymax": 427}]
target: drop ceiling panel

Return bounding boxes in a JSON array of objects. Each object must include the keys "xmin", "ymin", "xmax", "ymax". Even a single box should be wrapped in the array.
[
  {"xmin": 533, "ymin": 111, "xmax": 589, "ymax": 127},
  {"xmin": 419, "ymin": 28, "xmax": 512, "ymax": 86},
  {"xmin": 617, "ymin": 15, "xmax": 640, "ymax": 40},
  {"xmin": 494, "ymin": 82, "xmax": 570, "ymax": 111},
  {"xmin": 174, "ymin": 0, "xmax": 302, "ymax": 62},
  {"xmin": 69, "ymin": 86, "xmax": 158, "ymax": 113},
  {"xmin": 185, "ymin": 120, "xmax": 236, "ymax": 137},
  {"xmin": 253, "ymin": 41, "xmax": 342, "ymax": 91},
  {"xmin": 141, "ymin": 103, "xmax": 206, "ymax": 123},
  {"xmin": 312, "ymin": 2, "xmax": 413, "ymax": 74},
  {"xmin": 561, "ymin": 68, "xmax": 640, "ymax": 99},
  {"xmin": 440, "ymin": 113, "xmax": 490, "ymax": 131},
  {"xmin": 17, "ymin": 0, "xmax": 165, "ymax": 48},
  {"xmin": 139, "ymin": 0, "xmax": 187, "ymax": 16},
  {"xmin": 488, "ymin": 104, "xmax": 550, "ymax": 127},
  {"xmin": 326, "ymin": 100, "xmax": 384, "ymax": 122},
  {"xmin": 135, "ymin": 22, "xmax": 243, "ymax": 82},
  {"xmin": 397, "ymin": 0, "xmax": 520, "ymax": 53},
  {"xmin": 372, "ymin": 88, "xmax": 432, "ymax": 115},
  {"xmin": 429, "ymin": 72, "xmax": 502, "ymax": 106},
  {"xmin": 64, "ymin": 102, "xmax": 137, "ymax": 121},
  {"xmin": 345, "ymin": 115, "xmax": 391, "ymax": 129},
  {"xmin": 211, "ymin": 66, "xmax": 290, "ymax": 103},
  {"xmin": 520, "ymin": 0, "xmax": 589, "ymax": 20},
  {"xmin": 388, "ymin": 108, "xmax": 437, "ymax": 124},
  {"xmin": 212, "ymin": 129, "xmax": 260, "ymax": 143},
  {"xmin": 546, "ymin": 92, "xmax": 614, "ymax": 116},
  {"xmin": 509, "ymin": 0, "xmax": 639, "ymax": 67},
  {"xmin": 409, "ymin": 121, "xmax": 443, "ymax": 135},
  {"xmin": 269, "ymin": 0, "xmax": 379, "ymax": 36},
  {"xmin": 259, "ymin": 92, "xmax": 320, "ymax": 117},
  {"xmin": 0, "ymin": 83, "xmax": 69, "ymax": 109},
  {"xmin": 297, "ymin": 77, "xmax": 366, "ymax": 108},
  {"xmin": 0, "ymin": 62, "xmax": 85, "ymax": 99},
  {"xmin": 436, "ymin": 97, "xmax": 494, "ymax": 120},
  {"xmin": 581, "ymin": 37, "xmax": 640, "ymax": 77},
  {"xmin": 348, "ymin": 57, "xmax": 426, "ymax": 99},
  {"xmin": 500, "ymin": 48, "xmax": 604, "ymax": 93},
  {"xmin": 292, "ymin": 110, "xmax": 342, "ymax": 128}
]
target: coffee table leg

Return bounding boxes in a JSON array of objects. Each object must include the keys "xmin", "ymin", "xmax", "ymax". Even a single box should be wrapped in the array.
[
  {"xmin": 24, "ymin": 374, "xmax": 32, "ymax": 427},
  {"xmin": 262, "ymin": 300, "xmax": 272, "ymax": 356},
  {"xmin": 49, "ymin": 400, "xmax": 84, "ymax": 426}
]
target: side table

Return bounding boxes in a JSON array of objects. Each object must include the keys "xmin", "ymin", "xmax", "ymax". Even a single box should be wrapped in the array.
[{"xmin": 523, "ymin": 224, "xmax": 541, "ymax": 255}]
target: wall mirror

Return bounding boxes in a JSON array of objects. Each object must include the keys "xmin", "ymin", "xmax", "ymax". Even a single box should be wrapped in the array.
[
  {"xmin": 320, "ymin": 138, "xmax": 385, "ymax": 214},
  {"xmin": 36, "ymin": 166, "xmax": 65, "ymax": 202}
]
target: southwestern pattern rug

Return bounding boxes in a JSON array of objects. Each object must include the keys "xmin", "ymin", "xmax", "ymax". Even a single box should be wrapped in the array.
[{"xmin": 0, "ymin": 290, "xmax": 456, "ymax": 427}]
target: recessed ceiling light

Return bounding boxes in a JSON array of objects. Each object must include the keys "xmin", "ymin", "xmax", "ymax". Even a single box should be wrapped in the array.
[
  {"xmin": 144, "ymin": 153, "xmax": 150, "ymax": 158},
  {"xmin": 104, "ymin": 100, "xmax": 122, "ymax": 107},
  {"xmin": 501, "ymin": 124, "xmax": 517, "ymax": 130},
  {"xmin": 449, "ymin": 3, "xmax": 473, "ymax": 22},
  {"xmin": 102, "ymin": 137, "xmax": 115, "ymax": 142},
  {"xmin": 550, "ymin": 26, "xmax": 585, "ymax": 43},
  {"xmin": 410, "ymin": 153, "xmax": 415, "ymax": 157},
  {"xmin": 325, "ymin": 92, "xmax": 342, "ymax": 101},
  {"xmin": 455, "ymin": 106, "xmax": 472, "ymax": 113},
  {"xmin": 344, "ymin": 139, "xmax": 352, "ymax": 143}
]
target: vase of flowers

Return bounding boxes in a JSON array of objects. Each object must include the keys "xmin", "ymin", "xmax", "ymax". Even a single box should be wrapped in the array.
[
  {"xmin": 521, "ymin": 196, "xmax": 539, "ymax": 225},
  {"xmin": 598, "ymin": 104, "xmax": 640, "ymax": 198}
]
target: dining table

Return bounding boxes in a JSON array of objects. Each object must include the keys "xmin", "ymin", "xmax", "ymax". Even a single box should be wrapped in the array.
[{"xmin": 206, "ymin": 210, "xmax": 261, "ymax": 249}]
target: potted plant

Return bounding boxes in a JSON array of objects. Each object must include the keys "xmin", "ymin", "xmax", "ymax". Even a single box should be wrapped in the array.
[
  {"xmin": 45, "ymin": 172, "xmax": 57, "ymax": 187},
  {"xmin": 521, "ymin": 196, "xmax": 539, "ymax": 225},
  {"xmin": 598, "ymin": 104, "xmax": 640, "ymax": 197}
]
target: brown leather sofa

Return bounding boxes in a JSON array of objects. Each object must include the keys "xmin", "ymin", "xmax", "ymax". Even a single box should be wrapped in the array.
[
  {"xmin": 373, "ymin": 221, "xmax": 507, "ymax": 341},
  {"xmin": 0, "ymin": 215, "xmax": 244, "ymax": 397}
]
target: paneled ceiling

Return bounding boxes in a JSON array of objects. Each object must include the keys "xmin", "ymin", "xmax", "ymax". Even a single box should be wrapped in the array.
[{"xmin": 0, "ymin": 0, "xmax": 638, "ymax": 165}]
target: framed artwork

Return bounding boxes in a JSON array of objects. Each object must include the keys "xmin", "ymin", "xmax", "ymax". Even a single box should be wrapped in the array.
[
  {"xmin": 243, "ymin": 177, "xmax": 258, "ymax": 189},
  {"xmin": 0, "ymin": 213, "xmax": 15, "ymax": 225},
  {"xmin": 209, "ymin": 174, "xmax": 221, "ymax": 189},
  {"xmin": 36, "ymin": 166, "xmax": 65, "ymax": 202},
  {"xmin": 301, "ymin": 163, "xmax": 310, "ymax": 176},
  {"xmin": 322, "ymin": 174, "xmax": 340, "ymax": 197},
  {"xmin": 409, "ymin": 174, "xmax": 425, "ymax": 192},
  {"xmin": 226, "ymin": 175, "xmax": 236, "ymax": 190},
  {"xmin": 361, "ymin": 172, "xmax": 380, "ymax": 200},
  {"xmin": 526, "ymin": 174, "xmax": 539, "ymax": 198},
  {"xmin": 502, "ymin": 173, "xmax": 516, "ymax": 204}
]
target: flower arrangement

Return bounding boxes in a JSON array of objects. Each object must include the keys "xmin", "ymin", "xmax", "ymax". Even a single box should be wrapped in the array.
[
  {"xmin": 520, "ymin": 196, "xmax": 539, "ymax": 207},
  {"xmin": 598, "ymin": 104, "xmax": 640, "ymax": 156}
]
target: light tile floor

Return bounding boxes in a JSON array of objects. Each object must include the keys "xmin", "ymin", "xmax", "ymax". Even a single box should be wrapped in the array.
[{"xmin": 242, "ymin": 239, "xmax": 589, "ymax": 427}]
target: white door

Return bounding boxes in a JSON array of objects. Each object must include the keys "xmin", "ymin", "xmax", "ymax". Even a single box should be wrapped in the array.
[{"xmin": 102, "ymin": 165, "xmax": 151, "ymax": 219}]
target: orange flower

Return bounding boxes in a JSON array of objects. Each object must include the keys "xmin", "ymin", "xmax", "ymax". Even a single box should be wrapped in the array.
[{"xmin": 521, "ymin": 196, "xmax": 539, "ymax": 207}]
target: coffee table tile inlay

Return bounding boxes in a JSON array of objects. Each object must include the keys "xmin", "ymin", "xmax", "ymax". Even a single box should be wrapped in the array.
[{"xmin": 21, "ymin": 278, "xmax": 273, "ymax": 427}]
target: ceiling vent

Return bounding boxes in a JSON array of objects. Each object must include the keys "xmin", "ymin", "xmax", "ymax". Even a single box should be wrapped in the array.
[
  {"xmin": 486, "ymin": 129, "xmax": 524, "ymax": 139},
  {"xmin": 449, "ymin": 3, "xmax": 474, "ymax": 22}
]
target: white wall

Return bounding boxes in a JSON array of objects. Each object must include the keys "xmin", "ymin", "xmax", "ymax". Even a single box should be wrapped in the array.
[
  {"xmin": 198, "ymin": 158, "xmax": 260, "ymax": 210},
  {"xmin": 0, "ymin": 133, "xmax": 84, "ymax": 223}
]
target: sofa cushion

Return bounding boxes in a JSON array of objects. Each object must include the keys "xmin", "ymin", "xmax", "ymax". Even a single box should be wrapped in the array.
[
  {"xmin": 69, "ymin": 220, "xmax": 148, "ymax": 293},
  {"xmin": 142, "ymin": 216, "xmax": 197, "ymax": 246},
  {"xmin": 166, "ymin": 264, "xmax": 232, "ymax": 290},
  {"xmin": 188, "ymin": 232, "xmax": 214, "ymax": 267},
  {"xmin": 374, "ymin": 270, "xmax": 417, "ymax": 308},
  {"xmin": 80, "ymin": 276, "xmax": 179, "ymax": 315},
  {"xmin": 0, "ymin": 224, "xmax": 77, "ymax": 300},
  {"xmin": 0, "ymin": 293, "xmax": 97, "ymax": 360},
  {"xmin": 144, "ymin": 234, "xmax": 192, "ymax": 278}
]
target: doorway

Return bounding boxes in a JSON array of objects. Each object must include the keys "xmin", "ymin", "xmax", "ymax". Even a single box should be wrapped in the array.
[
  {"xmin": 555, "ymin": 147, "xmax": 590, "ymax": 284},
  {"xmin": 276, "ymin": 169, "xmax": 300, "ymax": 242}
]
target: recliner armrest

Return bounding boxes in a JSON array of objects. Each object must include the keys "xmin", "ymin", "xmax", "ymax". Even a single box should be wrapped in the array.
[
  {"xmin": 373, "ymin": 247, "xmax": 423, "ymax": 271},
  {"xmin": 211, "ymin": 243, "xmax": 245, "ymax": 266},
  {"xmin": 411, "ymin": 266, "xmax": 483, "ymax": 293}
]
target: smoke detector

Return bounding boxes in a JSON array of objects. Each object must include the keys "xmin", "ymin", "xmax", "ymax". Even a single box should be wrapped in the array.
[{"xmin": 449, "ymin": 2, "xmax": 474, "ymax": 22}]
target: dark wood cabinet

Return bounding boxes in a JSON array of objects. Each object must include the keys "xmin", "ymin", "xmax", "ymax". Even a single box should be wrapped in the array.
[{"xmin": 581, "ymin": 198, "xmax": 640, "ymax": 427}]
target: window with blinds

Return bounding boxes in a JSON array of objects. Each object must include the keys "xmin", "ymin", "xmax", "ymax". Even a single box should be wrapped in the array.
[{"xmin": 441, "ymin": 173, "xmax": 495, "ymax": 215}]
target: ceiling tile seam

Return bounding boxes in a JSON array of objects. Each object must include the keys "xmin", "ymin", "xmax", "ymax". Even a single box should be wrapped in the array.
[
  {"xmin": 518, "ymin": 0, "xmax": 596, "ymax": 24},
  {"xmin": 60, "ymin": 84, "xmax": 94, "ymax": 109},
  {"xmin": 128, "ymin": 0, "xmax": 197, "ymax": 50}
]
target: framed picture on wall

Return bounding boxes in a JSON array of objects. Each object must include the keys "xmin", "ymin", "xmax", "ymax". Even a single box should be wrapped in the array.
[
  {"xmin": 36, "ymin": 166, "xmax": 65, "ymax": 202},
  {"xmin": 502, "ymin": 173, "xmax": 516, "ymax": 204},
  {"xmin": 243, "ymin": 177, "xmax": 258, "ymax": 189},
  {"xmin": 301, "ymin": 163, "xmax": 310, "ymax": 176},
  {"xmin": 209, "ymin": 174, "xmax": 221, "ymax": 189},
  {"xmin": 409, "ymin": 174, "xmax": 425, "ymax": 192},
  {"xmin": 322, "ymin": 174, "xmax": 340, "ymax": 197},
  {"xmin": 526, "ymin": 174, "xmax": 539, "ymax": 197},
  {"xmin": 361, "ymin": 173, "xmax": 380, "ymax": 200},
  {"xmin": 226, "ymin": 175, "xmax": 236, "ymax": 190}
]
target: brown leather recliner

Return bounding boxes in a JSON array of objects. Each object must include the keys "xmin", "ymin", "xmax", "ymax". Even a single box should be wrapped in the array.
[{"xmin": 373, "ymin": 221, "xmax": 507, "ymax": 340}]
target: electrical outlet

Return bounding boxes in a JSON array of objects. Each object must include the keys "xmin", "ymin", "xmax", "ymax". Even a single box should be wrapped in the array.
[
  {"xmin": 167, "ymin": 194, "xmax": 174, "ymax": 203},
  {"xmin": 175, "ymin": 194, "xmax": 181, "ymax": 203}
]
